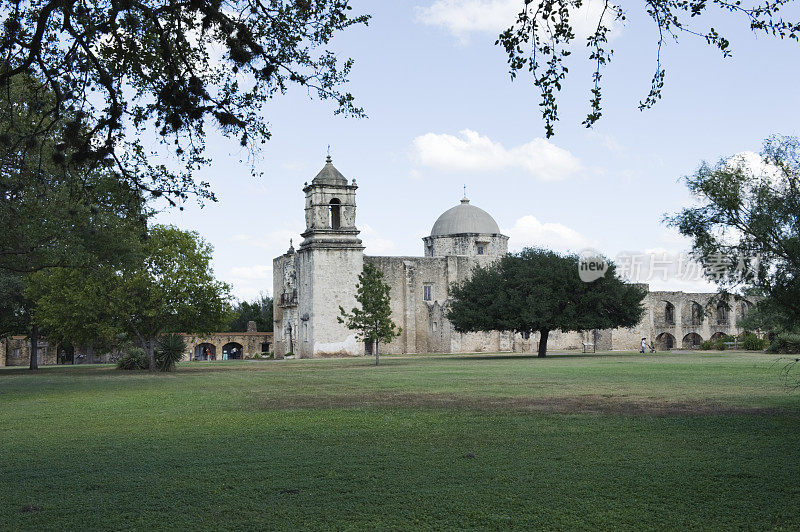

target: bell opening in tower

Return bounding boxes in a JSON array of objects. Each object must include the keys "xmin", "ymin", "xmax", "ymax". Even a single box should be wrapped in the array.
[{"xmin": 329, "ymin": 198, "xmax": 341, "ymax": 229}]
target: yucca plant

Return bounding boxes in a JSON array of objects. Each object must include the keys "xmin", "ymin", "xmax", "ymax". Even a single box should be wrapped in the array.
[{"xmin": 155, "ymin": 334, "xmax": 187, "ymax": 372}]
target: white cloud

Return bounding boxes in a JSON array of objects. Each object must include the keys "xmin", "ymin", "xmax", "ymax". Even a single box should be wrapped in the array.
[
  {"xmin": 415, "ymin": 0, "xmax": 622, "ymax": 42},
  {"xmin": 227, "ymin": 264, "xmax": 274, "ymax": 301},
  {"xmin": 361, "ymin": 224, "xmax": 398, "ymax": 255},
  {"xmin": 505, "ymin": 215, "xmax": 595, "ymax": 252},
  {"xmin": 586, "ymin": 130, "xmax": 624, "ymax": 153},
  {"xmin": 229, "ymin": 264, "xmax": 272, "ymax": 280},
  {"xmin": 411, "ymin": 129, "xmax": 582, "ymax": 181},
  {"xmin": 727, "ymin": 151, "xmax": 785, "ymax": 188},
  {"xmin": 233, "ymin": 224, "xmax": 303, "ymax": 252}
]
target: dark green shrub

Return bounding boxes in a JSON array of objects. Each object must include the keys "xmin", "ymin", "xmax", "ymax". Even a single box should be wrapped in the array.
[
  {"xmin": 712, "ymin": 334, "xmax": 737, "ymax": 351},
  {"xmin": 116, "ymin": 347, "xmax": 148, "ymax": 370},
  {"xmin": 766, "ymin": 332, "xmax": 800, "ymax": 354},
  {"xmin": 699, "ymin": 340, "xmax": 715, "ymax": 350},
  {"xmin": 741, "ymin": 333, "xmax": 767, "ymax": 351},
  {"xmin": 155, "ymin": 334, "xmax": 186, "ymax": 372}
]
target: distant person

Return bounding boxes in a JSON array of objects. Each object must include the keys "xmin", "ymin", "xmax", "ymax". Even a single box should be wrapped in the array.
[{"xmin": 641, "ymin": 338, "xmax": 647, "ymax": 354}]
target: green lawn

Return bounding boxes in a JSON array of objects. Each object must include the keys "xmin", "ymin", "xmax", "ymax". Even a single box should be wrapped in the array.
[{"xmin": 1, "ymin": 351, "xmax": 798, "ymax": 530}]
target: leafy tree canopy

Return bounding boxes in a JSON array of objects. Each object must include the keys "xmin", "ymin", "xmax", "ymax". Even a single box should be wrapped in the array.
[
  {"xmin": 667, "ymin": 135, "xmax": 800, "ymax": 331},
  {"xmin": 0, "ymin": 74, "xmax": 147, "ymax": 274},
  {"xmin": 447, "ymin": 248, "xmax": 646, "ymax": 357},
  {"xmin": 0, "ymin": 74, "xmax": 148, "ymax": 369},
  {"xmin": 338, "ymin": 263, "xmax": 401, "ymax": 365},
  {"xmin": 0, "ymin": 271, "xmax": 28, "ymax": 338},
  {"xmin": 0, "ymin": 0, "xmax": 368, "ymax": 203},
  {"xmin": 28, "ymin": 224, "xmax": 233, "ymax": 370},
  {"xmin": 227, "ymin": 294, "xmax": 273, "ymax": 332},
  {"xmin": 498, "ymin": 0, "xmax": 800, "ymax": 137}
]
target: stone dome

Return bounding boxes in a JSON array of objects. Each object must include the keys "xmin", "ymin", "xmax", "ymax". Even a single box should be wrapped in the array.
[{"xmin": 430, "ymin": 198, "xmax": 501, "ymax": 236}]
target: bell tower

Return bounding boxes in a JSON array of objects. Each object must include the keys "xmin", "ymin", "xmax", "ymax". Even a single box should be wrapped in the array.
[
  {"xmin": 294, "ymin": 155, "xmax": 364, "ymax": 358},
  {"xmin": 299, "ymin": 155, "xmax": 362, "ymax": 250}
]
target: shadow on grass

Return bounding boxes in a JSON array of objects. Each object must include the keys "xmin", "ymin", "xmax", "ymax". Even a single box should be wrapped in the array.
[{"xmin": 423, "ymin": 351, "xmax": 649, "ymax": 362}]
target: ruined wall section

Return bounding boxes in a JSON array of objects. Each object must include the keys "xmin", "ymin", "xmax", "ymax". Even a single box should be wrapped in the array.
[
  {"xmin": 0, "ymin": 337, "xmax": 58, "ymax": 366},
  {"xmin": 273, "ymin": 251, "xmax": 298, "ymax": 358},
  {"xmin": 180, "ymin": 332, "xmax": 273, "ymax": 361}
]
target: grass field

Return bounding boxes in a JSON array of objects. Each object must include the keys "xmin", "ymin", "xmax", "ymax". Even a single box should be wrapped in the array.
[{"xmin": 1, "ymin": 351, "xmax": 798, "ymax": 530}]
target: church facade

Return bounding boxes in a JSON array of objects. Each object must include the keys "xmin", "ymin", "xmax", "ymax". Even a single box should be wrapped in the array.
[{"xmin": 272, "ymin": 158, "xmax": 752, "ymax": 358}]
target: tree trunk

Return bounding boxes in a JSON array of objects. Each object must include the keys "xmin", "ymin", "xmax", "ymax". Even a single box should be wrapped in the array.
[
  {"xmin": 29, "ymin": 323, "xmax": 39, "ymax": 370},
  {"xmin": 146, "ymin": 338, "xmax": 157, "ymax": 371},
  {"xmin": 375, "ymin": 339, "xmax": 379, "ymax": 366},
  {"xmin": 538, "ymin": 329, "xmax": 549, "ymax": 358}
]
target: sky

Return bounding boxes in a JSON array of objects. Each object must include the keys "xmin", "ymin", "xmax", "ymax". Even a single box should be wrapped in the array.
[{"xmin": 155, "ymin": 0, "xmax": 800, "ymax": 301}]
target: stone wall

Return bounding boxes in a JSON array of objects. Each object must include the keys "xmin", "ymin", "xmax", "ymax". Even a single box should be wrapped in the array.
[
  {"xmin": 1, "ymin": 336, "xmax": 59, "ymax": 366},
  {"xmin": 1, "ymin": 332, "xmax": 273, "ymax": 366},
  {"xmin": 365, "ymin": 255, "xmax": 536, "ymax": 355},
  {"xmin": 422, "ymin": 233, "xmax": 508, "ymax": 259},
  {"xmin": 179, "ymin": 332, "xmax": 273, "ymax": 361},
  {"xmin": 296, "ymin": 247, "xmax": 363, "ymax": 358},
  {"xmin": 273, "ymin": 251, "xmax": 298, "ymax": 357},
  {"xmin": 643, "ymin": 291, "xmax": 752, "ymax": 350}
]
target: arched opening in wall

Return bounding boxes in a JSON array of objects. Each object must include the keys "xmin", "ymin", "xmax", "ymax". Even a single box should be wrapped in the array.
[
  {"xmin": 222, "ymin": 342, "xmax": 244, "ymax": 360},
  {"xmin": 194, "ymin": 343, "xmax": 216, "ymax": 360},
  {"xmin": 329, "ymin": 198, "xmax": 341, "ymax": 229},
  {"xmin": 691, "ymin": 302, "xmax": 703, "ymax": 326},
  {"xmin": 655, "ymin": 332, "xmax": 676, "ymax": 350},
  {"xmin": 683, "ymin": 333, "xmax": 703, "ymax": 349},
  {"xmin": 57, "ymin": 343, "xmax": 75, "ymax": 364},
  {"xmin": 716, "ymin": 302, "xmax": 729, "ymax": 325},
  {"xmin": 664, "ymin": 302, "xmax": 675, "ymax": 325},
  {"xmin": 740, "ymin": 300, "xmax": 752, "ymax": 320},
  {"xmin": 710, "ymin": 331, "xmax": 726, "ymax": 341}
]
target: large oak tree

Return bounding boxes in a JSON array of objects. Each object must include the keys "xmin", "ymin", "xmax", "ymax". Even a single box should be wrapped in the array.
[
  {"xmin": 447, "ymin": 248, "xmax": 646, "ymax": 357},
  {"xmin": 28, "ymin": 225, "xmax": 232, "ymax": 371}
]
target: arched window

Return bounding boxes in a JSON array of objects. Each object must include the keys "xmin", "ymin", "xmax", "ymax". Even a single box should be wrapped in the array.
[
  {"xmin": 691, "ymin": 302, "xmax": 703, "ymax": 326},
  {"xmin": 740, "ymin": 300, "xmax": 751, "ymax": 319},
  {"xmin": 329, "ymin": 198, "xmax": 341, "ymax": 229},
  {"xmin": 716, "ymin": 302, "xmax": 729, "ymax": 325},
  {"xmin": 665, "ymin": 302, "xmax": 675, "ymax": 325}
]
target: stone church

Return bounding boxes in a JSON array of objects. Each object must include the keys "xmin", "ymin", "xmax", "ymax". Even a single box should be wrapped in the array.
[{"xmin": 272, "ymin": 157, "xmax": 752, "ymax": 358}]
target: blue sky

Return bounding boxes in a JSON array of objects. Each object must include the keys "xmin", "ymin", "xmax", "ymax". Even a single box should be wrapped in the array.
[{"xmin": 155, "ymin": 0, "xmax": 800, "ymax": 301}]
